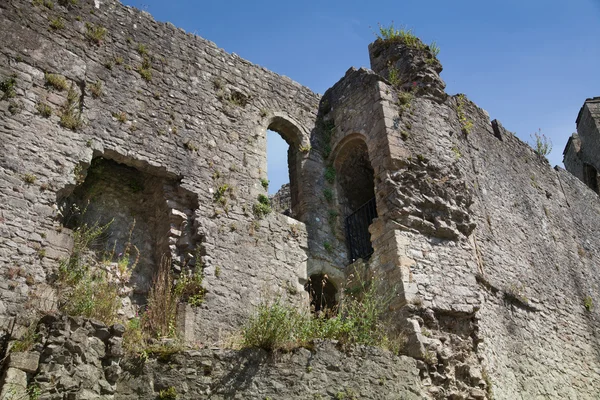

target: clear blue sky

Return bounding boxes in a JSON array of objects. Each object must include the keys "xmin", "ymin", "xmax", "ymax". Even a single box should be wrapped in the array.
[{"xmin": 121, "ymin": 0, "xmax": 600, "ymax": 194}]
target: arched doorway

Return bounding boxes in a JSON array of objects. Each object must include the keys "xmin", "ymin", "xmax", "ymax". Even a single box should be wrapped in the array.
[{"xmin": 333, "ymin": 137, "xmax": 377, "ymax": 263}]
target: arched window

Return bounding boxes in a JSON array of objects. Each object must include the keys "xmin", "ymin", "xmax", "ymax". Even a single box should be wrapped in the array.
[
  {"xmin": 333, "ymin": 138, "xmax": 378, "ymax": 263},
  {"xmin": 265, "ymin": 115, "xmax": 305, "ymax": 219}
]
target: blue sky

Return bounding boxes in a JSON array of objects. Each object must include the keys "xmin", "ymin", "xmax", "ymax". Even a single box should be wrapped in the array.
[{"xmin": 121, "ymin": 0, "xmax": 600, "ymax": 194}]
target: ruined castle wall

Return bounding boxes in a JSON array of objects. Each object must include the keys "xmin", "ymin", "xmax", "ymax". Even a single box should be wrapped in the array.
[
  {"xmin": 448, "ymin": 99, "xmax": 600, "ymax": 397},
  {"xmin": 0, "ymin": 0, "xmax": 319, "ymax": 341}
]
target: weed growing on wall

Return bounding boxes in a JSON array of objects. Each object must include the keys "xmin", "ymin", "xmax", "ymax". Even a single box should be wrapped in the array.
[
  {"xmin": 456, "ymin": 94, "xmax": 473, "ymax": 135},
  {"xmin": 85, "ymin": 22, "xmax": 107, "ymax": 45},
  {"xmin": 241, "ymin": 272, "xmax": 404, "ymax": 353},
  {"xmin": 584, "ymin": 295, "xmax": 593, "ymax": 311},
  {"xmin": 44, "ymin": 73, "xmax": 68, "ymax": 91},
  {"xmin": 376, "ymin": 22, "xmax": 439, "ymax": 58},
  {"xmin": 324, "ymin": 166, "xmax": 336, "ymax": 184},
  {"xmin": 144, "ymin": 256, "xmax": 178, "ymax": 338},
  {"xmin": 59, "ymin": 83, "xmax": 83, "ymax": 130},
  {"xmin": 10, "ymin": 322, "xmax": 39, "ymax": 352},
  {"xmin": 529, "ymin": 128, "xmax": 552, "ymax": 158},
  {"xmin": 0, "ymin": 76, "xmax": 17, "ymax": 99},
  {"xmin": 253, "ymin": 194, "xmax": 272, "ymax": 218}
]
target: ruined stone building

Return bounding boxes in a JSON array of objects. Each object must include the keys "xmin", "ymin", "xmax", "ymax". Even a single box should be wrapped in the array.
[{"xmin": 0, "ymin": 0, "xmax": 599, "ymax": 398}]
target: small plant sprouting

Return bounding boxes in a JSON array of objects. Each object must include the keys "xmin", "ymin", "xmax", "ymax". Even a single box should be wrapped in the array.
[
  {"xmin": 185, "ymin": 141, "xmax": 198, "ymax": 152},
  {"xmin": 324, "ymin": 166, "xmax": 336, "ymax": 184},
  {"xmin": 85, "ymin": 22, "xmax": 107, "ymax": 45},
  {"xmin": 137, "ymin": 57, "xmax": 152, "ymax": 82},
  {"xmin": 113, "ymin": 111, "xmax": 127, "ymax": 123},
  {"xmin": 324, "ymin": 242, "xmax": 333, "ymax": 252},
  {"xmin": 530, "ymin": 128, "xmax": 552, "ymax": 158},
  {"xmin": 323, "ymin": 188, "xmax": 333, "ymax": 203},
  {"xmin": 456, "ymin": 94, "xmax": 473, "ymax": 135},
  {"xmin": 429, "ymin": 41, "xmax": 440, "ymax": 56},
  {"xmin": 253, "ymin": 194, "xmax": 272, "ymax": 219},
  {"xmin": 37, "ymin": 102, "xmax": 52, "ymax": 118},
  {"xmin": 451, "ymin": 145, "xmax": 461, "ymax": 159},
  {"xmin": 260, "ymin": 178, "xmax": 269, "ymax": 191},
  {"xmin": 49, "ymin": 16, "xmax": 65, "ymax": 30},
  {"xmin": 397, "ymin": 90, "xmax": 413, "ymax": 115},
  {"xmin": 584, "ymin": 295, "xmax": 593, "ymax": 312},
  {"xmin": 213, "ymin": 184, "xmax": 231, "ymax": 206},
  {"xmin": 22, "ymin": 173, "xmax": 37, "ymax": 184},
  {"xmin": 136, "ymin": 43, "xmax": 148, "ymax": 56},
  {"xmin": 299, "ymin": 144, "xmax": 312, "ymax": 153},
  {"xmin": 44, "ymin": 73, "xmax": 68, "ymax": 91},
  {"xmin": 89, "ymin": 80, "xmax": 103, "ymax": 98},
  {"xmin": 59, "ymin": 84, "xmax": 82, "ymax": 130},
  {"xmin": 388, "ymin": 66, "xmax": 401, "ymax": 88},
  {"xmin": 0, "ymin": 76, "xmax": 17, "ymax": 100},
  {"xmin": 375, "ymin": 22, "xmax": 439, "ymax": 57},
  {"xmin": 157, "ymin": 386, "xmax": 178, "ymax": 400}
]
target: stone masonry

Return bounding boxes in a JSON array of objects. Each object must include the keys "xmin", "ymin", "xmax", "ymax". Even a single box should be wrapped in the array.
[{"xmin": 1, "ymin": 0, "xmax": 600, "ymax": 399}]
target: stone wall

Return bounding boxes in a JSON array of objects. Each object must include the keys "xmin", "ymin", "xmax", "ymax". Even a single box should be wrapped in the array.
[
  {"xmin": 1, "ymin": 316, "xmax": 424, "ymax": 400},
  {"xmin": 0, "ymin": 0, "xmax": 318, "ymax": 344},
  {"xmin": 2, "ymin": 0, "xmax": 600, "ymax": 399}
]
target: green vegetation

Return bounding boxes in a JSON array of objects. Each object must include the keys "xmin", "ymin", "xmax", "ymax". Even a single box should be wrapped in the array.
[
  {"xmin": 11, "ymin": 322, "xmax": 38, "ymax": 352},
  {"xmin": 397, "ymin": 90, "xmax": 413, "ymax": 115},
  {"xmin": 36, "ymin": 101, "xmax": 52, "ymax": 118},
  {"xmin": 44, "ymin": 73, "xmax": 68, "ymax": 91},
  {"xmin": 253, "ymin": 193, "xmax": 272, "ymax": 219},
  {"xmin": 113, "ymin": 111, "xmax": 127, "ymax": 123},
  {"xmin": 456, "ymin": 94, "xmax": 473, "ymax": 135},
  {"xmin": 241, "ymin": 273, "xmax": 404, "ymax": 353},
  {"xmin": 260, "ymin": 178, "xmax": 269, "ymax": 191},
  {"xmin": 22, "ymin": 173, "xmax": 37, "ymax": 184},
  {"xmin": 299, "ymin": 144, "xmax": 312, "ymax": 153},
  {"xmin": 0, "ymin": 76, "xmax": 17, "ymax": 100},
  {"xmin": 323, "ymin": 188, "xmax": 333, "ymax": 203},
  {"xmin": 324, "ymin": 242, "xmax": 333, "ymax": 252},
  {"xmin": 376, "ymin": 22, "xmax": 439, "ymax": 57},
  {"xmin": 214, "ymin": 184, "xmax": 231, "ymax": 206},
  {"xmin": 584, "ymin": 295, "xmax": 593, "ymax": 312},
  {"xmin": 27, "ymin": 383, "xmax": 42, "ymax": 400},
  {"xmin": 324, "ymin": 166, "xmax": 336, "ymax": 184},
  {"xmin": 89, "ymin": 79, "xmax": 103, "ymax": 98},
  {"xmin": 451, "ymin": 145, "xmax": 462, "ymax": 159},
  {"xmin": 49, "ymin": 16, "xmax": 65, "ymax": 30},
  {"xmin": 174, "ymin": 269, "xmax": 205, "ymax": 307},
  {"xmin": 8, "ymin": 100, "xmax": 22, "ymax": 114},
  {"xmin": 388, "ymin": 66, "xmax": 401, "ymax": 87},
  {"xmin": 530, "ymin": 128, "xmax": 552, "ymax": 157},
  {"xmin": 184, "ymin": 141, "xmax": 198, "ymax": 151},
  {"xmin": 59, "ymin": 84, "xmax": 82, "ymax": 130},
  {"xmin": 57, "ymin": 218, "xmax": 124, "ymax": 324},
  {"xmin": 136, "ymin": 43, "xmax": 148, "ymax": 56},
  {"xmin": 158, "ymin": 387, "xmax": 178, "ymax": 400},
  {"xmin": 137, "ymin": 57, "xmax": 152, "ymax": 81},
  {"xmin": 85, "ymin": 22, "xmax": 107, "ymax": 45}
]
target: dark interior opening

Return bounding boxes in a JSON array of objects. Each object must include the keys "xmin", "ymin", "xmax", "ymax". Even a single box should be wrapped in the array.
[
  {"xmin": 335, "ymin": 140, "xmax": 377, "ymax": 263},
  {"xmin": 58, "ymin": 155, "xmax": 201, "ymax": 307},
  {"xmin": 583, "ymin": 163, "xmax": 599, "ymax": 194},
  {"xmin": 304, "ymin": 274, "xmax": 338, "ymax": 314}
]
